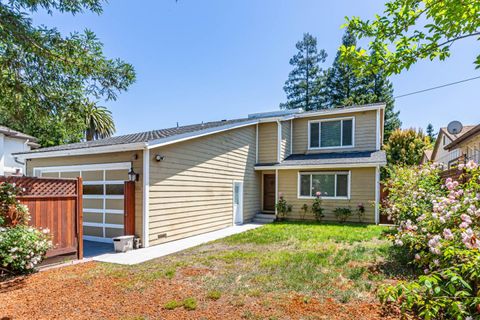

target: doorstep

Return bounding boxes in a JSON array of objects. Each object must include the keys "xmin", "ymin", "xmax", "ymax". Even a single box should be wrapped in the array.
[{"xmin": 93, "ymin": 223, "xmax": 263, "ymax": 265}]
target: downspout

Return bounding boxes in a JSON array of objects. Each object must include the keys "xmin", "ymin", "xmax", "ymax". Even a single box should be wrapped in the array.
[
  {"xmin": 375, "ymin": 165, "xmax": 380, "ymax": 224},
  {"xmin": 142, "ymin": 146, "xmax": 150, "ymax": 248}
]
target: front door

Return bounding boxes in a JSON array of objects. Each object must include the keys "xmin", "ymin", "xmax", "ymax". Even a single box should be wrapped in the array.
[
  {"xmin": 233, "ymin": 181, "xmax": 244, "ymax": 225},
  {"xmin": 263, "ymin": 174, "xmax": 276, "ymax": 212}
]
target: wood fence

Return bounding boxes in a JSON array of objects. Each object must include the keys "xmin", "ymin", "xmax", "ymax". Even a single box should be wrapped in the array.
[{"xmin": 0, "ymin": 176, "xmax": 83, "ymax": 262}]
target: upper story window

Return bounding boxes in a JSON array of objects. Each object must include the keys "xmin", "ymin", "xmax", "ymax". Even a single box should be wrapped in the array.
[{"xmin": 308, "ymin": 117, "xmax": 354, "ymax": 149}]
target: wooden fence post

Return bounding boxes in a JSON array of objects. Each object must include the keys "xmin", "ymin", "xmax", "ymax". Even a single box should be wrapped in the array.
[{"xmin": 76, "ymin": 177, "xmax": 83, "ymax": 260}]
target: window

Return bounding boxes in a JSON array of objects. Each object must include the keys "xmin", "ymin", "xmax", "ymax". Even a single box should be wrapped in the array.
[
  {"xmin": 298, "ymin": 172, "xmax": 350, "ymax": 199},
  {"xmin": 309, "ymin": 118, "xmax": 354, "ymax": 149}
]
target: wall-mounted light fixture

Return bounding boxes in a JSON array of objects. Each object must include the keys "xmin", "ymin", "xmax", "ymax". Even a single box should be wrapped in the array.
[
  {"xmin": 155, "ymin": 154, "xmax": 165, "ymax": 162},
  {"xmin": 128, "ymin": 167, "xmax": 139, "ymax": 182}
]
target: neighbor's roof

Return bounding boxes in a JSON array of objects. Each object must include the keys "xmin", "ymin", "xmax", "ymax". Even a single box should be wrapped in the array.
[
  {"xmin": 423, "ymin": 150, "xmax": 433, "ymax": 161},
  {"xmin": 445, "ymin": 124, "xmax": 480, "ymax": 150},
  {"xmin": 15, "ymin": 103, "xmax": 385, "ymax": 158},
  {"xmin": 0, "ymin": 126, "xmax": 39, "ymax": 148},
  {"xmin": 431, "ymin": 125, "xmax": 476, "ymax": 158},
  {"xmin": 255, "ymin": 151, "xmax": 386, "ymax": 169}
]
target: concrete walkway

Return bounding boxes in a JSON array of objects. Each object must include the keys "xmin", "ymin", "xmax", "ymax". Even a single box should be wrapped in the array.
[{"xmin": 93, "ymin": 223, "xmax": 263, "ymax": 265}]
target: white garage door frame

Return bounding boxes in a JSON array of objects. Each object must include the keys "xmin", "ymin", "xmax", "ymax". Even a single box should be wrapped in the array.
[{"xmin": 33, "ymin": 162, "xmax": 131, "ymax": 243}]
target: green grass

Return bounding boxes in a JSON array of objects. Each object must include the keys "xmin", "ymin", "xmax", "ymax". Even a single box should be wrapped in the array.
[{"xmin": 89, "ymin": 221, "xmax": 392, "ymax": 303}]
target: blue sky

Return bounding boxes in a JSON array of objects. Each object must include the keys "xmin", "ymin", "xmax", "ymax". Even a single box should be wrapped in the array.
[{"xmin": 33, "ymin": 0, "xmax": 479, "ymax": 136}]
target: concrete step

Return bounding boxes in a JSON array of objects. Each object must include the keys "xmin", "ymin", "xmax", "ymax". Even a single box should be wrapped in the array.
[
  {"xmin": 256, "ymin": 213, "xmax": 276, "ymax": 219},
  {"xmin": 253, "ymin": 218, "xmax": 275, "ymax": 224}
]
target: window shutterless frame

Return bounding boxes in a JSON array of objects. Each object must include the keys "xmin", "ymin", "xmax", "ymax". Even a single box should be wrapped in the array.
[
  {"xmin": 297, "ymin": 171, "xmax": 351, "ymax": 200},
  {"xmin": 307, "ymin": 116, "xmax": 355, "ymax": 150}
]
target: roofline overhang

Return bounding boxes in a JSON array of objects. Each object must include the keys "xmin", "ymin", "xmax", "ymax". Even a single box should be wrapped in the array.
[
  {"xmin": 444, "ymin": 125, "xmax": 480, "ymax": 151},
  {"xmin": 254, "ymin": 161, "xmax": 387, "ymax": 171}
]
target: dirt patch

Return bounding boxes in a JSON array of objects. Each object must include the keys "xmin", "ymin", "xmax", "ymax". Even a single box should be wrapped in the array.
[{"xmin": 179, "ymin": 267, "xmax": 212, "ymax": 277}]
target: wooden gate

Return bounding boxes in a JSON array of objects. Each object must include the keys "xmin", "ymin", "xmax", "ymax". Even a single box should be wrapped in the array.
[{"xmin": 0, "ymin": 176, "xmax": 83, "ymax": 261}]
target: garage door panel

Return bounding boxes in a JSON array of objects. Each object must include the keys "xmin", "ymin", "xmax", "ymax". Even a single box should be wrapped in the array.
[
  {"xmin": 106, "ymin": 199, "xmax": 124, "ymax": 210},
  {"xmin": 105, "ymin": 227, "xmax": 123, "ymax": 238},
  {"xmin": 106, "ymin": 184, "xmax": 124, "ymax": 195},
  {"xmin": 60, "ymin": 171, "xmax": 80, "ymax": 179},
  {"xmin": 84, "ymin": 185, "xmax": 104, "ymax": 195},
  {"xmin": 84, "ymin": 226, "xmax": 103, "ymax": 237},
  {"xmin": 84, "ymin": 212, "xmax": 103, "ymax": 223},
  {"xmin": 84, "ymin": 198, "xmax": 103, "ymax": 209},
  {"xmin": 105, "ymin": 170, "xmax": 128, "ymax": 181},
  {"xmin": 105, "ymin": 213, "xmax": 123, "ymax": 225},
  {"xmin": 82, "ymin": 170, "xmax": 103, "ymax": 181}
]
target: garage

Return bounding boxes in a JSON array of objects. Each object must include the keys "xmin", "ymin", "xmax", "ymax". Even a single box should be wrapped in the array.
[{"xmin": 33, "ymin": 162, "xmax": 131, "ymax": 243}]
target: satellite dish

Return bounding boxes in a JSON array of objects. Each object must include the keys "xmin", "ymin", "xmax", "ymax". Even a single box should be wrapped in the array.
[{"xmin": 447, "ymin": 121, "xmax": 463, "ymax": 135}]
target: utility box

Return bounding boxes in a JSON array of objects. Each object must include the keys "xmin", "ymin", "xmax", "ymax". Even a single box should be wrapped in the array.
[{"xmin": 113, "ymin": 235, "xmax": 134, "ymax": 253}]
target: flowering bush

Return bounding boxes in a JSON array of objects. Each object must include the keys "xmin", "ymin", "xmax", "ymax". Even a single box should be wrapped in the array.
[
  {"xmin": 0, "ymin": 182, "xmax": 52, "ymax": 275},
  {"xmin": 379, "ymin": 161, "xmax": 480, "ymax": 319},
  {"xmin": 275, "ymin": 193, "xmax": 292, "ymax": 220},
  {"xmin": 311, "ymin": 192, "xmax": 325, "ymax": 222}
]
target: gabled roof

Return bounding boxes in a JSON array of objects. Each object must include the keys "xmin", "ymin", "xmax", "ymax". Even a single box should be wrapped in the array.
[
  {"xmin": 445, "ymin": 124, "xmax": 480, "ymax": 150},
  {"xmin": 0, "ymin": 126, "xmax": 40, "ymax": 148},
  {"xmin": 431, "ymin": 126, "xmax": 476, "ymax": 159},
  {"xmin": 15, "ymin": 103, "xmax": 385, "ymax": 159}
]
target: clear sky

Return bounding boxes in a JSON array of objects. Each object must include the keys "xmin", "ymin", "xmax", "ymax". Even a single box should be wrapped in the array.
[{"xmin": 32, "ymin": 0, "xmax": 480, "ymax": 136}]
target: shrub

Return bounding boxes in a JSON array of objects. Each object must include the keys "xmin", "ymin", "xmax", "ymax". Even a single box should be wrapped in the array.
[
  {"xmin": 164, "ymin": 300, "xmax": 182, "ymax": 310},
  {"xmin": 275, "ymin": 193, "xmax": 292, "ymax": 220},
  {"xmin": 334, "ymin": 207, "xmax": 352, "ymax": 223},
  {"xmin": 311, "ymin": 192, "xmax": 324, "ymax": 222},
  {"xmin": 378, "ymin": 161, "xmax": 480, "ymax": 319},
  {"xmin": 182, "ymin": 297, "xmax": 197, "ymax": 311},
  {"xmin": 300, "ymin": 204, "xmax": 309, "ymax": 220},
  {"xmin": 207, "ymin": 290, "xmax": 221, "ymax": 300},
  {"xmin": 0, "ymin": 182, "xmax": 30, "ymax": 227}
]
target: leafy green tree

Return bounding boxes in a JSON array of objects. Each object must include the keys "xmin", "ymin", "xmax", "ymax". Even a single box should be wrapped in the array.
[
  {"xmin": 384, "ymin": 128, "xmax": 431, "ymax": 166},
  {"xmin": 340, "ymin": 0, "xmax": 480, "ymax": 75},
  {"xmin": 426, "ymin": 123, "xmax": 436, "ymax": 143},
  {"xmin": 83, "ymin": 103, "xmax": 116, "ymax": 141},
  {"xmin": 0, "ymin": 0, "xmax": 135, "ymax": 147},
  {"xmin": 280, "ymin": 33, "xmax": 328, "ymax": 111}
]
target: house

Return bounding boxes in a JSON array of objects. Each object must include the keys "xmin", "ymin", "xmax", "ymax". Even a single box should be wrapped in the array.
[
  {"xmin": 0, "ymin": 126, "xmax": 39, "ymax": 176},
  {"xmin": 445, "ymin": 124, "xmax": 480, "ymax": 164},
  {"xmin": 14, "ymin": 103, "xmax": 386, "ymax": 248},
  {"xmin": 428, "ymin": 126, "xmax": 476, "ymax": 168}
]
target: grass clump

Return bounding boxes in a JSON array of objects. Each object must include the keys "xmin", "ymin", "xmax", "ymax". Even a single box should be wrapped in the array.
[
  {"xmin": 164, "ymin": 300, "xmax": 182, "ymax": 310},
  {"xmin": 182, "ymin": 297, "xmax": 197, "ymax": 310},
  {"xmin": 206, "ymin": 290, "xmax": 221, "ymax": 300}
]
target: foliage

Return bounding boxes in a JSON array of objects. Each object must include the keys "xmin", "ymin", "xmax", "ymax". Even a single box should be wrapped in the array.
[
  {"xmin": 275, "ymin": 193, "xmax": 292, "ymax": 220},
  {"xmin": 280, "ymin": 33, "xmax": 328, "ymax": 111},
  {"xmin": 0, "ymin": 182, "xmax": 29, "ymax": 227},
  {"xmin": 384, "ymin": 128, "xmax": 432, "ymax": 167},
  {"xmin": 356, "ymin": 203, "xmax": 366, "ymax": 223},
  {"xmin": 334, "ymin": 207, "xmax": 352, "ymax": 223},
  {"xmin": 340, "ymin": 0, "xmax": 480, "ymax": 75},
  {"xmin": 426, "ymin": 124, "xmax": 436, "ymax": 143},
  {"xmin": 0, "ymin": 0, "xmax": 135, "ymax": 146},
  {"xmin": 83, "ymin": 103, "xmax": 116, "ymax": 141},
  {"xmin": 300, "ymin": 204, "xmax": 309, "ymax": 220},
  {"xmin": 379, "ymin": 162, "xmax": 480, "ymax": 319},
  {"xmin": 311, "ymin": 193, "xmax": 324, "ymax": 222}
]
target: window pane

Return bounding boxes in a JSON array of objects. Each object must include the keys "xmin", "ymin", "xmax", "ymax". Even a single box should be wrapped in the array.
[
  {"xmin": 84, "ymin": 185, "xmax": 103, "ymax": 195},
  {"xmin": 342, "ymin": 120, "xmax": 353, "ymax": 146},
  {"xmin": 321, "ymin": 121, "xmax": 341, "ymax": 147},
  {"xmin": 312, "ymin": 174, "xmax": 335, "ymax": 197},
  {"xmin": 336, "ymin": 174, "xmax": 349, "ymax": 197},
  {"xmin": 310, "ymin": 123, "xmax": 319, "ymax": 148},
  {"xmin": 106, "ymin": 184, "xmax": 124, "ymax": 195},
  {"xmin": 300, "ymin": 175, "xmax": 311, "ymax": 197}
]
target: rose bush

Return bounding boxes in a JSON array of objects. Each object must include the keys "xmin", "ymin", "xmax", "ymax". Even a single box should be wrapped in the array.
[
  {"xmin": 379, "ymin": 161, "xmax": 480, "ymax": 319},
  {"xmin": 0, "ymin": 182, "xmax": 52, "ymax": 275}
]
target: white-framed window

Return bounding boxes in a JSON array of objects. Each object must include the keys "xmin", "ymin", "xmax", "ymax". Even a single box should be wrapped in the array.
[
  {"xmin": 298, "ymin": 171, "xmax": 350, "ymax": 199},
  {"xmin": 308, "ymin": 117, "xmax": 354, "ymax": 150}
]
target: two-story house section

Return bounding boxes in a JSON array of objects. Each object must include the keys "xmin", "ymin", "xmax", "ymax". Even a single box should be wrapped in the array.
[{"xmin": 17, "ymin": 103, "xmax": 386, "ymax": 248}]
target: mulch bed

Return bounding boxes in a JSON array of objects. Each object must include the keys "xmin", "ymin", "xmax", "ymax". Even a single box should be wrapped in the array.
[{"xmin": 0, "ymin": 262, "xmax": 399, "ymax": 320}]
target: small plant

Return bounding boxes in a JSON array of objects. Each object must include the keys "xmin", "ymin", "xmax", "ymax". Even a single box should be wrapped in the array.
[
  {"xmin": 164, "ymin": 300, "xmax": 182, "ymax": 310},
  {"xmin": 275, "ymin": 193, "xmax": 292, "ymax": 221},
  {"xmin": 356, "ymin": 203, "xmax": 365, "ymax": 222},
  {"xmin": 300, "ymin": 204, "xmax": 309, "ymax": 220},
  {"xmin": 207, "ymin": 290, "xmax": 221, "ymax": 300},
  {"xmin": 311, "ymin": 192, "xmax": 324, "ymax": 222},
  {"xmin": 182, "ymin": 297, "xmax": 197, "ymax": 311},
  {"xmin": 334, "ymin": 207, "xmax": 352, "ymax": 223}
]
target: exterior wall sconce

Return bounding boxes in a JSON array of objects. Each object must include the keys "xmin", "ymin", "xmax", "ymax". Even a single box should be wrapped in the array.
[
  {"xmin": 128, "ymin": 167, "xmax": 139, "ymax": 182},
  {"xmin": 155, "ymin": 154, "xmax": 165, "ymax": 162}
]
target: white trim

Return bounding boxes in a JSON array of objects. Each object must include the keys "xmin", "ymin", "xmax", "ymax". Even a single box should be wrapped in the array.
[
  {"xmin": 275, "ymin": 169, "xmax": 278, "ymax": 216},
  {"xmin": 232, "ymin": 180, "xmax": 244, "ymax": 225},
  {"xmin": 147, "ymin": 120, "xmax": 258, "ymax": 150},
  {"xmin": 83, "ymin": 195, "xmax": 124, "ymax": 200},
  {"xmin": 292, "ymin": 104, "xmax": 384, "ymax": 120},
  {"xmin": 83, "ymin": 180, "xmax": 125, "ymax": 185},
  {"xmin": 290, "ymin": 119, "xmax": 293, "ymax": 156},
  {"xmin": 19, "ymin": 143, "xmax": 146, "ymax": 160},
  {"xmin": 33, "ymin": 162, "xmax": 131, "ymax": 175},
  {"xmin": 142, "ymin": 147, "xmax": 150, "ymax": 248},
  {"xmin": 255, "ymin": 123, "xmax": 259, "ymax": 163},
  {"xmin": 83, "ymin": 235, "xmax": 113, "ymax": 243},
  {"xmin": 83, "ymin": 208, "xmax": 123, "ymax": 215},
  {"xmin": 83, "ymin": 222, "xmax": 124, "ymax": 229},
  {"xmin": 297, "ymin": 171, "xmax": 351, "ymax": 199},
  {"xmin": 307, "ymin": 117, "xmax": 355, "ymax": 150},
  {"xmin": 255, "ymin": 162, "xmax": 386, "ymax": 171},
  {"xmin": 277, "ymin": 120, "xmax": 282, "ymax": 162},
  {"xmin": 375, "ymin": 165, "xmax": 380, "ymax": 224},
  {"xmin": 376, "ymin": 109, "xmax": 381, "ymax": 150}
]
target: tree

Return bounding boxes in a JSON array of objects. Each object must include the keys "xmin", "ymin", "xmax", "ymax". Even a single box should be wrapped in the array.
[
  {"xmin": 83, "ymin": 103, "xmax": 116, "ymax": 141},
  {"xmin": 426, "ymin": 124, "xmax": 436, "ymax": 143},
  {"xmin": 340, "ymin": 0, "xmax": 480, "ymax": 76},
  {"xmin": 384, "ymin": 129, "xmax": 431, "ymax": 166},
  {"xmin": 0, "ymin": 0, "xmax": 135, "ymax": 147},
  {"xmin": 280, "ymin": 33, "xmax": 328, "ymax": 111}
]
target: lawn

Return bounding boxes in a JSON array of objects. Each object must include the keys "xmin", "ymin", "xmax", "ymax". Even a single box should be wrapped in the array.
[{"xmin": 0, "ymin": 222, "xmax": 401, "ymax": 320}]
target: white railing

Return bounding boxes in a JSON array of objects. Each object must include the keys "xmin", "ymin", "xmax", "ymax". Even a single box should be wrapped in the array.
[{"xmin": 435, "ymin": 149, "xmax": 461, "ymax": 168}]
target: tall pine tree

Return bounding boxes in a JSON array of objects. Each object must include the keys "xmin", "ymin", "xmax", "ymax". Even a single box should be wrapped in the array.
[{"xmin": 280, "ymin": 33, "xmax": 327, "ymax": 111}]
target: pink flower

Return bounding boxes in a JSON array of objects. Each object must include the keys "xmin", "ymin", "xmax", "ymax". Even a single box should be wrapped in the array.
[
  {"xmin": 415, "ymin": 254, "xmax": 421, "ymax": 260},
  {"xmin": 461, "ymin": 228, "xmax": 480, "ymax": 250},
  {"xmin": 443, "ymin": 228, "xmax": 454, "ymax": 240},
  {"xmin": 465, "ymin": 160, "xmax": 478, "ymax": 170},
  {"xmin": 315, "ymin": 191, "xmax": 321, "ymax": 197},
  {"xmin": 278, "ymin": 192, "xmax": 283, "ymax": 197}
]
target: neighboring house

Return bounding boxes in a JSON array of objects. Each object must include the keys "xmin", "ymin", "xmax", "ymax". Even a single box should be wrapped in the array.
[
  {"xmin": 421, "ymin": 150, "xmax": 433, "ymax": 164},
  {"xmin": 445, "ymin": 124, "xmax": 480, "ymax": 164},
  {"xmin": 15, "ymin": 103, "xmax": 386, "ymax": 247},
  {"xmin": 0, "ymin": 126, "xmax": 39, "ymax": 176},
  {"xmin": 429, "ymin": 126, "xmax": 475, "ymax": 168}
]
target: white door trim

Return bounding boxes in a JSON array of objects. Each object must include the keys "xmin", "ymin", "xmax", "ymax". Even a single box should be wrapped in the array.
[{"xmin": 233, "ymin": 181, "xmax": 244, "ymax": 225}]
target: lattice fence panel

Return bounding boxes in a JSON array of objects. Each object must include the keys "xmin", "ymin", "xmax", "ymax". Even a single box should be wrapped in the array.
[{"xmin": 0, "ymin": 176, "xmax": 78, "ymax": 196}]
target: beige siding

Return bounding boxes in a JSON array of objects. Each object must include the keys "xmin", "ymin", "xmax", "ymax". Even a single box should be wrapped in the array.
[
  {"xmin": 280, "ymin": 120, "xmax": 292, "ymax": 160},
  {"xmin": 277, "ymin": 167, "xmax": 376, "ymax": 223},
  {"xmin": 26, "ymin": 152, "xmax": 144, "ymax": 239},
  {"xmin": 258, "ymin": 122, "xmax": 278, "ymax": 163},
  {"xmin": 292, "ymin": 110, "xmax": 377, "ymax": 154},
  {"xmin": 459, "ymin": 134, "xmax": 480, "ymax": 162},
  {"xmin": 148, "ymin": 125, "xmax": 261, "ymax": 245}
]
